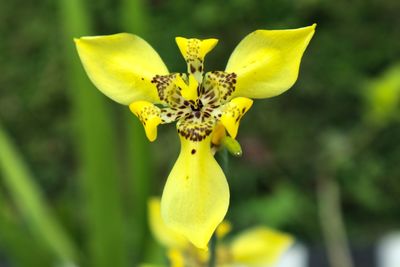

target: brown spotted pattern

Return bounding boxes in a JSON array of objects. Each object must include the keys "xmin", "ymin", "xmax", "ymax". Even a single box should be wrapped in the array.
[
  {"xmin": 133, "ymin": 104, "xmax": 160, "ymax": 127},
  {"xmin": 150, "ymin": 70, "xmax": 238, "ymax": 142},
  {"xmin": 185, "ymin": 39, "xmax": 205, "ymax": 82},
  {"xmin": 223, "ymin": 101, "xmax": 250, "ymax": 124},
  {"xmin": 149, "ymin": 39, "xmax": 239, "ymax": 142},
  {"xmin": 177, "ymin": 114, "xmax": 215, "ymax": 142},
  {"xmin": 151, "ymin": 73, "xmax": 185, "ymax": 107},
  {"xmin": 203, "ymin": 71, "xmax": 237, "ymax": 102}
]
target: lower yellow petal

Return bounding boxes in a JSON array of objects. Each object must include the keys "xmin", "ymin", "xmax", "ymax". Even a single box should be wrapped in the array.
[
  {"xmin": 129, "ymin": 101, "xmax": 161, "ymax": 142},
  {"xmin": 220, "ymin": 97, "xmax": 253, "ymax": 139},
  {"xmin": 230, "ymin": 227, "xmax": 293, "ymax": 265},
  {"xmin": 161, "ymin": 135, "xmax": 229, "ymax": 249},
  {"xmin": 148, "ymin": 198, "xmax": 189, "ymax": 249}
]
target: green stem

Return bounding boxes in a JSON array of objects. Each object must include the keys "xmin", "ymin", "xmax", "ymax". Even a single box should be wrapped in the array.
[
  {"xmin": 317, "ymin": 174, "xmax": 354, "ymax": 267},
  {"xmin": 208, "ymin": 233, "xmax": 217, "ymax": 267}
]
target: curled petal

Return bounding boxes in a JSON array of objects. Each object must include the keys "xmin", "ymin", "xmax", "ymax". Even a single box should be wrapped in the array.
[
  {"xmin": 148, "ymin": 198, "xmax": 188, "ymax": 249},
  {"xmin": 230, "ymin": 227, "xmax": 294, "ymax": 265},
  {"xmin": 220, "ymin": 97, "xmax": 253, "ymax": 139},
  {"xmin": 161, "ymin": 135, "xmax": 229, "ymax": 249},
  {"xmin": 225, "ymin": 24, "xmax": 316, "ymax": 99},
  {"xmin": 75, "ymin": 33, "xmax": 168, "ymax": 105},
  {"xmin": 129, "ymin": 101, "xmax": 161, "ymax": 142}
]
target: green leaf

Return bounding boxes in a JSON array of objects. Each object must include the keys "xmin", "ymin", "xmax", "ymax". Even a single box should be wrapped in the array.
[
  {"xmin": 0, "ymin": 122, "xmax": 78, "ymax": 265},
  {"xmin": 59, "ymin": 0, "xmax": 129, "ymax": 266}
]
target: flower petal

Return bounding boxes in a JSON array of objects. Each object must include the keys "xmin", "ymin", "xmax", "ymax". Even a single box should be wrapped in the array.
[
  {"xmin": 148, "ymin": 198, "xmax": 188, "ymax": 249},
  {"xmin": 167, "ymin": 249, "xmax": 185, "ymax": 267},
  {"xmin": 225, "ymin": 24, "xmax": 316, "ymax": 99},
  {"xmin": 75, "ymin": 33, "xmax": 168, "ymax": 105},
  {"xmin": 174, "ymin": 74, "xmax": 199, "ymax": 102},
  {"xmin": 161, "ymin": 135, "xmax": 229, "ymax": 249},
  {"xmin": 129, "ymin": 101, "xmax": 162, "ymax": 142},
  {"xmin": 220, "ymin": 97, "xmax": 253, "ymax": 139},
  {"xmin": 175, "ymin": 37, "xmax": 218, "ymax": 83},
  {"xmin": 230, "ymin": 227, "xmax": 293, "ymax": 265},
  {"xmin": 216, "ymin": 221, "xmax": 232, "ymax": 239}
]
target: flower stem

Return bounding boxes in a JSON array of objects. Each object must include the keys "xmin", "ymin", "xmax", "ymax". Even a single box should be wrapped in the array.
[
  {"xmin": 317, "ymin": 174, "xmax": 354, "ymax": 267},
  {"xmin": 208, "ymin": 233, "xmax": 217, "ymax": 267}
]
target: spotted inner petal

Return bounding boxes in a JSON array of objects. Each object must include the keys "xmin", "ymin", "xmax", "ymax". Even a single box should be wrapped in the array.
[
  {"xmin": 175, "ymin": 37, "xmax": 218, "ymax": 83},
  {"xmin": 202, "ymin": 71, "xmax": 237, "ymax": 103},
  {"xmin": 177, "ymin": 114, "xmax": 216, "ymax": 142},
  {"xmin": 152, "ymin": 73, "xmax": 185, "ymax": 108},
  {"xmin": 139, "ymin": 37, "xmax": 247, "ymax": 146}
]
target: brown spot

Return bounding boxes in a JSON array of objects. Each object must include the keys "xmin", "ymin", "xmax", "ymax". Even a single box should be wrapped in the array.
[
  {"xmin": 190, "ymin": 65, "xmax": 196, "ymax": 73},
  {"xmin": 191, "ymin": 149, "xmax": 196, "ymax": 154}
]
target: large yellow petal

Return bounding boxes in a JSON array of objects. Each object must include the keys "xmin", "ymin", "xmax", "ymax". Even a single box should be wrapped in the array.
[
  {"xmin": 74, "ymin": 33, "xmax": 168, "ymax": 105},
  {"xmin": 148, "ymin": 198, "xmax": 188, "ymax": 249},
  {"xmin": 161, "ymin": 135, "xmax": 229, "ymax": 249},
  {"xmin": 230, "ymin": 227, "xmax": 293, "ymax": 266},
  {"xmin": 225, "ymin": 24, "xmax": 316, "ymax": 99}
]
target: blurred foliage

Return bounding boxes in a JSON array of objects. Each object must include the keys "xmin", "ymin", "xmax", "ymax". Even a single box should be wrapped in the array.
[{"xmin": 1, "ymin": 0, "xmax": 400, "ymax": 265}]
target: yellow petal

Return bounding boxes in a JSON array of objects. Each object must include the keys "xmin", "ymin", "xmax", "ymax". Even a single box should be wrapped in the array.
[
  {"xmin": 230, "ymin": 227, "xmax": 294, "ymax": 265},
  {"xmin": 174, "ymin": 74, "xmax": 199, "ymax": 101},
  {"xmin": 220, "ymin": 97, "xmax": 253, "ymax": 139},
  {"xmin": 175, "ymin": 37, "xmax": 218, "ymax": 83},
  {"xmin": 175, "ymin": 37, "xmax": 218, "ymax": 61},
  {"xmin": 129, "ymin": 101, "xmax": 162, "ymax": 142},
  {"xmin": 75, "ymin": 33, "xmax": 168, "ymax": 105},
  {"xmin": 216, "ymin": 220, "xmax": 232, "ymax": 239},
  {"xmin": 161, "ymin": 135, "xmax": 229, "ymax": 249},
  {"xmin": 148, "ymin": 198, "xmax": 188, "ymax": 249},
  {"xmin": 167, "ymin": 249, "xmax": 185, "ymax": 267},
  {"xmin": 211, "ymin": 122, "xmax": 226, "ymax": 146},
  {"xmin": 225, "ymin": 24, "xmax": 316, "ymax": 99}
]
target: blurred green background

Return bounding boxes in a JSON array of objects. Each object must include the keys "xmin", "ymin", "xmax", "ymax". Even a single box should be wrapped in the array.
[{"xmin": 1, "ymin": 0, "xmax": 400, "ymax": 266}]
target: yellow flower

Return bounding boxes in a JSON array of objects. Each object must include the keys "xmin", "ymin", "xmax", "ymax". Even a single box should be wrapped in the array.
[
  {"xmin": 74, "ymin": 25, "xmax": 315, "ymax": 248},
  {"xmin": 146, "ymin": 197, "xmax": 293, "ymax": 267}
]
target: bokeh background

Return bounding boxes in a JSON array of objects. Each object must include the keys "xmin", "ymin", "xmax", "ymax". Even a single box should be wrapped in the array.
[{"xmin": 1, "ymin": 0, "xmax": 400, "ymax": 266}]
